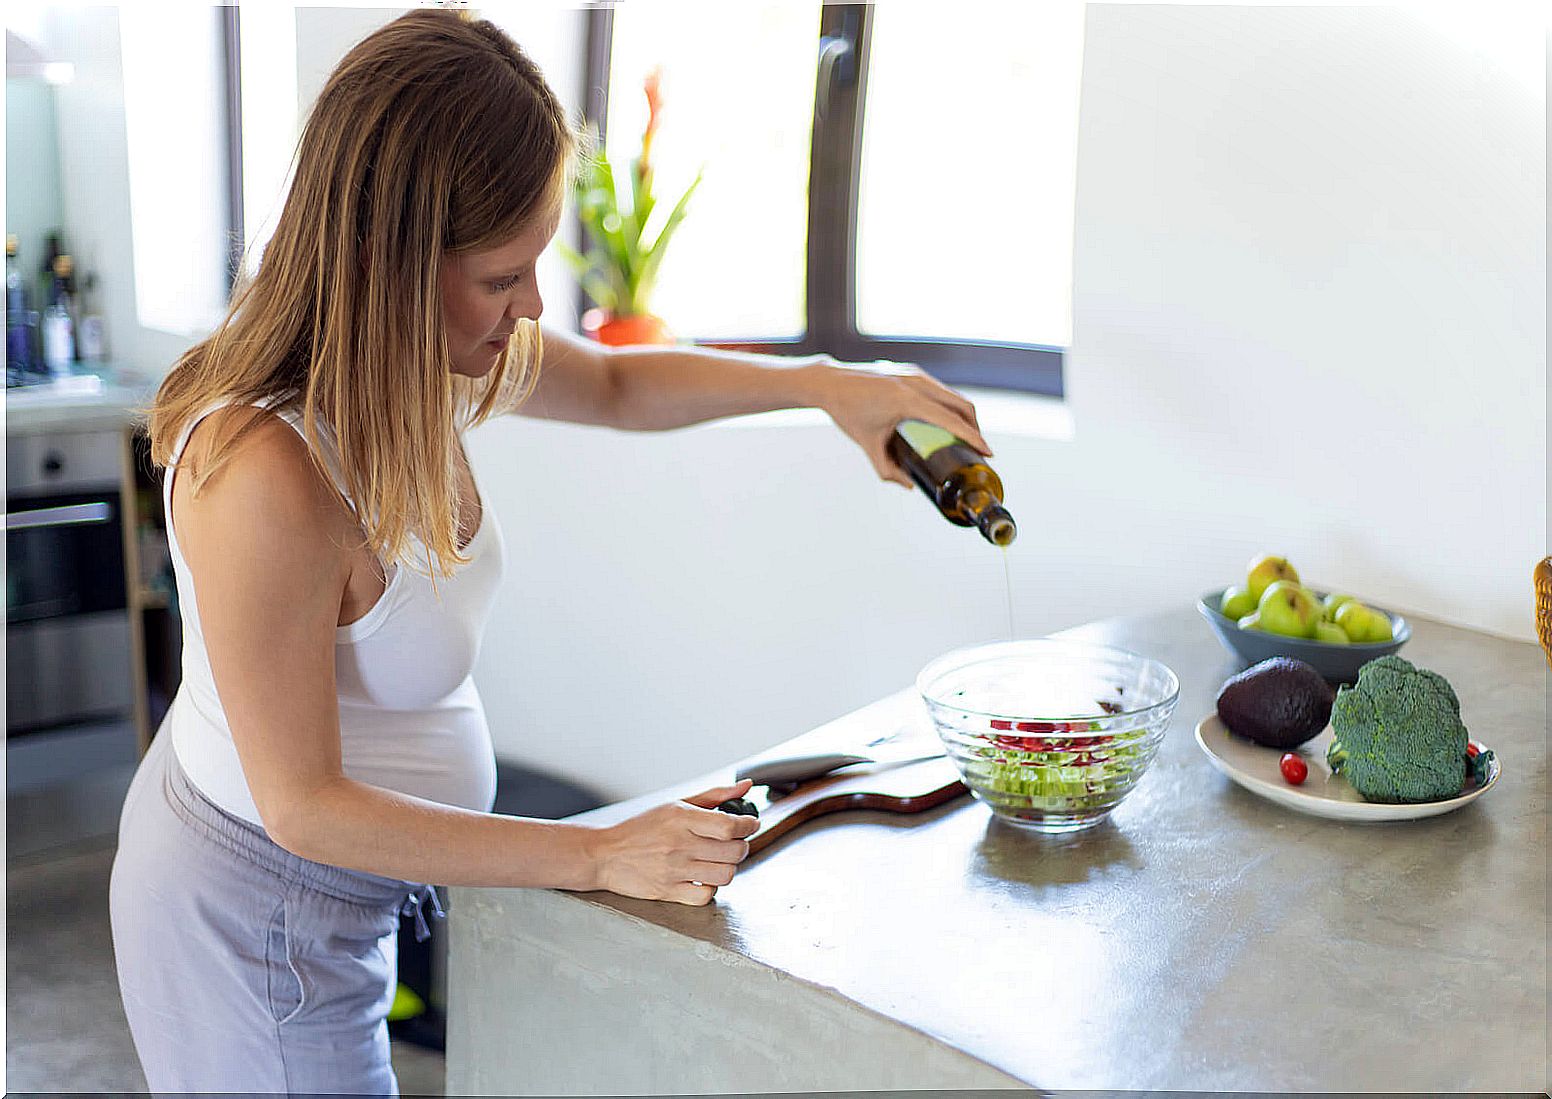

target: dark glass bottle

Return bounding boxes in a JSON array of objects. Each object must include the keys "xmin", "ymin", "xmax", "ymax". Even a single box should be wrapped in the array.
[
  {"xmin": 887, "ymin": 419, "xmax": 1017, "ymax": 546},
  {"xmin": 37, "ymin": 231, "xmax": 62, "ymax": 315}
]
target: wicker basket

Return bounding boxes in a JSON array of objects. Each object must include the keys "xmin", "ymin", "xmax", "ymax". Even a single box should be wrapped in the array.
[{"xmin": 1536, "ymin": 557, "xmax": 1552, "ymax": 667}]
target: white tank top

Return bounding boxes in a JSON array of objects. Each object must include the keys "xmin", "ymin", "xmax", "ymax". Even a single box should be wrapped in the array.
[{"xmin": 163, "ymin": 397, "xmax": 502, "ymax": 828}]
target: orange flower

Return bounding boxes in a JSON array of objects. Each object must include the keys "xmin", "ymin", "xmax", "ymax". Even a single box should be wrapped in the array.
[
  {"xmin": 640, "ymin": 66, "xmax": 664, "ymax": 176},
  {"xmin": 644, "ymin": 66, "xmax": 664, "ymax": 139}
]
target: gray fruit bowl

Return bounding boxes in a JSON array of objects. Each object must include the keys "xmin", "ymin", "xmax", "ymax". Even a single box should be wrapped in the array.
[{"xmin": 1197, "ymin": 588, "xmax": 1410, "ymax": 684}]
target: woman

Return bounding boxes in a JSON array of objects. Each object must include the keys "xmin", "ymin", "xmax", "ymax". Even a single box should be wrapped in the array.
[{"xmin": 109, "ymin": 10, "xmax": 993, "ymax": 1094}]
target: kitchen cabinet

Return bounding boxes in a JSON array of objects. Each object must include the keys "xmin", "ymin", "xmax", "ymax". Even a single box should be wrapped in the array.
[
  {"xmin": 446, "ymin": 605, "xmax": 1545, "ymax": 1094},
  {"xmin": 6, "ymin": 380, "xmax": 175, "ymax": 759}
]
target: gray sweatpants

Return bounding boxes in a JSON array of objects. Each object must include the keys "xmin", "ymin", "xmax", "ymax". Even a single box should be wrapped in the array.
[{"xmin": 109, "ymin": 728, "xmax": 442, "ymax": 1094}]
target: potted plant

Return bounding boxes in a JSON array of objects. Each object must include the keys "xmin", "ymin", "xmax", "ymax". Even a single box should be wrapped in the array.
[{"xmin": 558, "ymin": 67, "xmax": 703, "ymax": 346}]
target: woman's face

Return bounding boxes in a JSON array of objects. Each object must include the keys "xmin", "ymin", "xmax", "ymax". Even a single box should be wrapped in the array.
[{"xmin": 440, "ymin": 211, "xmax": 559, "ymax": 378}]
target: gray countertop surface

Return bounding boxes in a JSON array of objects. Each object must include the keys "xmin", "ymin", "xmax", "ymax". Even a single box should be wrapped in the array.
[
  {"xmin": 5, "ymin": 374, "xmax": 153, "ymax": 436},
  {"xmin": 558, "ymin": 606, "xmax": 1548, "ymax": 1093}
]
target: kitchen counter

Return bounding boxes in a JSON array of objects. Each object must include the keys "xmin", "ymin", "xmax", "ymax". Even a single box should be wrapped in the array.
[
  {"xmin": 5, "ymin": 374, "xmax": 153, "ymax": 436},
  {"xmin": 446, "ymin": 606, "xmax": 1547, "ymax": 1094}
]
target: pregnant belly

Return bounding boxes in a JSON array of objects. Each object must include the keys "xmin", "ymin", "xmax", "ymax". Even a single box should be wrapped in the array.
[{"xmin": 337, "ymin": 685, "xmax": 497, "ymax": 813}]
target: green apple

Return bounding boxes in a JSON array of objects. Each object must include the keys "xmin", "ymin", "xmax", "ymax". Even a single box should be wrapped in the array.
[
  {"xmin": 1246, "ymin": 554, "xmax": 1300, "ymax": 602},
  {"xmin": 1322, "ymin": 593, "xmax": 1357, "ymax": 622},
  {"xmin": 1237, "ymin": 612, "xmax": 1263, "ymax": 631},
  {"xmin": 1257, "ymin": 579, "xmax": 1321, "ymax": 638},
  {"xmin": 1335, "ymin": 601, "xmax": 1392, "ymax": 643},
  {"xmin": 1313, "ymin": 620, "xmax": 1351, "ymax": 645},
  {"xmin": 1220, "ymin": 585, "xmax": 1257, "ymax": 620}
]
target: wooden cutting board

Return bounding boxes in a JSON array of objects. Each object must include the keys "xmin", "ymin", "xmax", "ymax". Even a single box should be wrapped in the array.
[{"xmin": 741, "ymin": 756, "xmax": 968, "ymax": 856}]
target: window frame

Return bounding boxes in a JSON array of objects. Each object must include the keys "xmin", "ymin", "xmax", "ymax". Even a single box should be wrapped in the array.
[
  {"xmin": 579, "ymin": 4, "xmax": 1065, "ymax": 397},
  {"xmin": 220, "ymin": 6, "xmax": 244, "ymax": 295}
]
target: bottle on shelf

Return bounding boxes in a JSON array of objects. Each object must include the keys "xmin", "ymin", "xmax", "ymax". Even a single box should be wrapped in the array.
[
  {"xmin": 41, "ymin": 254, "xmax": 76, "ymax": 377},
  {"xmin": 887, "ymin": 419, "xmax": 1018, "ymax": 547},
  {"xmin": 76, "ymin": 270, "xmax": 107, "ymax": 364},
  {"xmin": 37, "ymin": 231, "xmax": 62, "ymax": 317},
  {"xmin": 6, "ymin": 234, "xmax": 38, "ymax": 377}
]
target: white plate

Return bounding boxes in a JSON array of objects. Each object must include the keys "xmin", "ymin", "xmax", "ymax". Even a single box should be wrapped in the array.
[{"xmin": 1194, "ymin": 714, "xmax": 1500, "ymax": 822}]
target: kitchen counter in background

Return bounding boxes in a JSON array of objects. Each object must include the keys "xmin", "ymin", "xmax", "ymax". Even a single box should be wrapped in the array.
[
  {"xmin": 6, "ymin": 372, "xmax": 173, "ymax": 761},
  {"xmin": 447, "ymin": 604, "xmax": 1547, "ymax": 1094},
  {"xmin": 5, "ymin": 373, "xmax": 153, "ymax": 436}
]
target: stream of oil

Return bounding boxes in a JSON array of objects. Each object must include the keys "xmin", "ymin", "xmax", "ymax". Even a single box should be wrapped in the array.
[{"xmin": 1002, "ymin": 546, "xmax": 1017, "ymax": 640}]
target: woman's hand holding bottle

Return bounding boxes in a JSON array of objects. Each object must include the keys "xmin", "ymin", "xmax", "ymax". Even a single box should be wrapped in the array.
[
  {"xmin": 588, "ymin": 779, "xmax": 760, "ymax": 906},
  {"xmin": 802, "ymin": 357, "xmax": 992, "ymax": 489}
]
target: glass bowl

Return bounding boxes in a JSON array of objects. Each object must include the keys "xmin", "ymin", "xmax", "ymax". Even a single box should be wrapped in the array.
[{"xmin": 916, "ymin": 639, "xmax": 1180, "ymax": 833}]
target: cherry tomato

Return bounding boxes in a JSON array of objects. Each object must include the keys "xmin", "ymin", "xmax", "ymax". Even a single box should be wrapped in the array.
[
  {"xmin": 1466, "ymin": 742, "xmax": 1480, "ymax": 759},
  {"xmin": 1280, "ymin": 753, "xmax": 1308, "ymax": 786}
]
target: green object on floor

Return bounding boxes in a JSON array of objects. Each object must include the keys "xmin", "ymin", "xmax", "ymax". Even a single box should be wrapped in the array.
[{"xmin": 388, "ymin": 981, "xmax": 425, "ymax": 1022}]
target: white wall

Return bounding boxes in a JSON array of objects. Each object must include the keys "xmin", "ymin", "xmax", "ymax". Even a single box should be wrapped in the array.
[
  {"xmin": 467, "ymin": 4, "xmax": 1545, "ymax": 799},
  {"xmin": 1068, "ymin": 3, "xmax": 1544, "ymax": 641},
  {"xmin": 5, "ymin": 77, "xmax": 64, "ymax": 291}
]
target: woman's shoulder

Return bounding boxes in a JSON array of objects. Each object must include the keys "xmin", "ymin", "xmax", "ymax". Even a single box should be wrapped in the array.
[
  {"xmin": 176, "ymin": 405, "xmax": 357, "ymax": 563},
  {"xmin": 182, "ymin": 404, "xmax": 311, "ymax": 489}
]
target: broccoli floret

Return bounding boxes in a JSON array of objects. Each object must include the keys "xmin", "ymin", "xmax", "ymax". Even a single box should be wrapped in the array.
[{"xmin": 1325, "ymin": 655, "xmax": 1470, "ymax": 803}]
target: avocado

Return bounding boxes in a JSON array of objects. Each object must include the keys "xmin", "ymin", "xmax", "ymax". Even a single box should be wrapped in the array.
[{"xmin": 1215, "ymin": 657, "xmax": 1335, "ymax": 749}]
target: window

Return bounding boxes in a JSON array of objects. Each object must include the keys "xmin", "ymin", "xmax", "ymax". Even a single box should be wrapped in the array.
[
  {"xmin": 235, "ymin": 0, "xmax": 298, "ymax": 280},
  {"xmin": 119, "ymin": 5, "xmax": 231, "ymax": 336},
  {"xmin": 856, "ymin": 4, "xmax": 1082, "ymax": 350},
  {"xmin": 590, "ymin": 4, "xmax": 1082, "ymax": 395},
  {"xmin": 603, "ymin": 3, "xmax": 818, "ymax": 342}
]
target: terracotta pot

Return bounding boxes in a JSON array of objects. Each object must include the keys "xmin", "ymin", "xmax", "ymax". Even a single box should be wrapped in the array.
[{"xmin": 582, "ymin": 308, "xmax": 674, "ymax": 347}]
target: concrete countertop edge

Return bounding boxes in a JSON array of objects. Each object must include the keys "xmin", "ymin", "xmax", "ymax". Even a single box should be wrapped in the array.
[{"xmin": 454, "ymin": 882, "xmax": 1036, "ymax": 1090}]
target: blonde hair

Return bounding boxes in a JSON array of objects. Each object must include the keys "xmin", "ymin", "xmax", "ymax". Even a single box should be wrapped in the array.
[{"xmin": 148, "ymin": 10, "xmax": 575, "ymax": 576}]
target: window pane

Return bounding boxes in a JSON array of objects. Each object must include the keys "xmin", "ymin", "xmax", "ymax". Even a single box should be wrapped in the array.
[
  {"xmin": 855, "ymin": 3, "xmax": 1085, "ymax": 348},
  {"xmin": 238, "ymin": 0, "xmax": 298, "ymax": 278},
  {"xmin": 474, "ymin": 5, "xmax": 589, "ymax": 331},
  {"xmin": 120, "ymin": 5, "xmax": 229, "ymax": 336},
  {"xmin": 606, "ymin": 4, "xmax": 819, "ymax": 341}
]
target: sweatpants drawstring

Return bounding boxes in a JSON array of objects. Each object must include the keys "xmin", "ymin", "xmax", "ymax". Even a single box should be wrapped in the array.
[{"xmin": 400, "ymin": 884, "xmax": 444, "ymax": 943}]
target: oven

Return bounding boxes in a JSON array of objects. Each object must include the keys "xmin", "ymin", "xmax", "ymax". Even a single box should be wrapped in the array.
[{"xmin": 6, "ymin": 430, "xmax": 134, "ymax": 734}]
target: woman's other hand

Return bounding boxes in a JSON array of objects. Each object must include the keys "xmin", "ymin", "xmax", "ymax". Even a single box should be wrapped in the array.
[
  {"xmin": 589, "ymin": 779, "xmax": 760, "ymax": 906},
  {"xmin": 804, "ymin": 358, "xmax": 993, "ymax": 489}
]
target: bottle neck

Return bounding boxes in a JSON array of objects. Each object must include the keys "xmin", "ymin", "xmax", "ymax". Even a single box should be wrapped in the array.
[{"xmin": 960, "ymin": 488, "xmax": 1018, "ymax": 547}]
